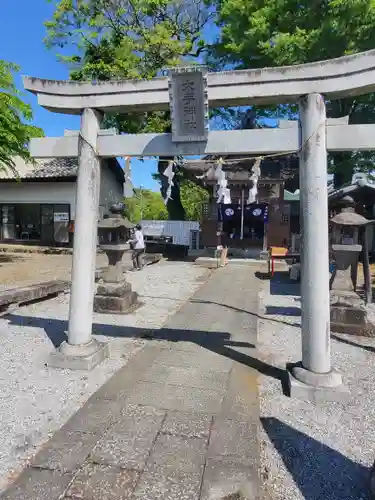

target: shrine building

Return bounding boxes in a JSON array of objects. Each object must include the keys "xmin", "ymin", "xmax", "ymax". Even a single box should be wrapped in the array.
[{"xmin": 185, "ymin": 153, "xmax": 300, "ymax": 255}]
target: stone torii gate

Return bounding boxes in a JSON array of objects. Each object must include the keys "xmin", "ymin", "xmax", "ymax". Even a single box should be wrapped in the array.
[{"xmin": 24, "ymin": 50, "xmax": 375, "ymax": 399}]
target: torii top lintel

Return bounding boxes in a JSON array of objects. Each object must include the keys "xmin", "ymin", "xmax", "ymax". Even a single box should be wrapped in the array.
[{"xmin": 23, "ymin": 50, "xmax": 375, "ymax": 115}]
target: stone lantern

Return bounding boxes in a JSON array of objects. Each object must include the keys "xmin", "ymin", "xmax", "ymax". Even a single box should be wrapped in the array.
[
  {"xmin": 330, "ymin": 196, "xmax": 372, "ymax": 334},
  {"xmin": 94, "ymin": 203, "xmax": 139, "ymax": 313}
]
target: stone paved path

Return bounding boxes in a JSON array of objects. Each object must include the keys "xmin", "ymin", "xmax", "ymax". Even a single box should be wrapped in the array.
[{"xmin": 1, "ymin": 266, "xmax": 261, "ymax": 500}]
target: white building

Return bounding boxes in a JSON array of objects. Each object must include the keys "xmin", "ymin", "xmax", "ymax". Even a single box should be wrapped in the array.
[{"xmin": 0, "ymin": 156, "xmax": 124, "ymax": 246}]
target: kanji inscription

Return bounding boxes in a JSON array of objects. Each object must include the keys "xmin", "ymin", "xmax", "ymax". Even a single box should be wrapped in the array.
[{"xmin": 169, "ymin": 69, "xmax": 208, "ymax": 142}]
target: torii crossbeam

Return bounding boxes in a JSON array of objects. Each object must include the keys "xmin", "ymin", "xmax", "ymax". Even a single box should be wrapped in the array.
[
  {"xmin": 23, "ymin": 49, "xmax": 375, "ymax": 112},
  {"xmin": 28, "ymin": 123, "xmax": 375, "ymax": 158},
  {"xmin": 24, "ymin": 50, "xmax": 375, "ymax": 400}
]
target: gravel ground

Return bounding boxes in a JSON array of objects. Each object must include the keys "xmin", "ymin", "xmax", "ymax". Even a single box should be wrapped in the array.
[
  {"xmin": 258, "ymin": 274, "xmax": 375, "ymax": 500},
  {"xmin": 0, "ymin": 260, "xmax": 208, "ymax": 492}
]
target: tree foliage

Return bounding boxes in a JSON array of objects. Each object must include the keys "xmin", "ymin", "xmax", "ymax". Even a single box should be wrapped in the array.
[
  {"xmin": 180, "ymin": 178, "xmax": 209, "ymax": 221},
  {"xmin": 45, "ymin": 0, "xmax": 213, "ymax": 218},
  {"xmin": 124, "ymin": 182, "xmax": 208, "ymax": 222},
  {"xmin": 45, "ymin": 0, "xmax": 211, "ymax": 132},
  {"xmin": 211, "ymin": 0, "xmax": 375, "ymax": 185},
  {"xmin": 124, "ymin": 188, "xmax": 168, "ymax": 222},
  {"xmin": 0, "ymin": 60, "xmax": 44, "ymax": 172},
  {"xmin": 45, "ymin": 0, "xmax": 211, "ymax": 77}
]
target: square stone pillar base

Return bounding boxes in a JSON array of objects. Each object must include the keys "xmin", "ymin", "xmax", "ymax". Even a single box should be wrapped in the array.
[
  {"xmin": 330, "ymin": 289, "xmax": 375, "ymax": 336},
  {"xmin": 287, "ymin": 363, "xmax": 349, "ymax": 403},
  {"xmin": 330, "ymin": 303, "xmax": 375, "ymax": 336},
  {"xmin": 94, "ymin": 280, "xmax": 139, "ymax": 314},
  {"xmin": 47, "ymin": 339, "xmax": 110, "ymax": 371}
]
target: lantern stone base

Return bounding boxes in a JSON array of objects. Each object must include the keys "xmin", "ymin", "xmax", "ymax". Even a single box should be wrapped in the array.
[
  {"xmin": 97, "ymin": 281, "xmax": 132, "ymax": 297},
  {"xmin": 94, "ymin": 280, "xmax": 139, "ymax": 314},
  {"xmin": 331, "ymin": 306, "xmax": 375, "ymax": 336},
  {"xmin": 47, "ymin": 339, "xmax": 110, "ymax": 371},
  {"xmin": 287, "ymin": 363, "xmax": 349, "ymax": 403},
  {"xmin": 330, "ymin": 291, "xmax": 375, "ymax": 336}
]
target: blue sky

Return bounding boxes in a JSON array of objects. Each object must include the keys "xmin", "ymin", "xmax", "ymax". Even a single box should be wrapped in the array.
[
  {"xmin": 0, "ymin": 0, "xmax": 159, "ymax": 190},
  {"xmin": 1, "ymin": 2, "xmax": 277, "ymax": 191}
]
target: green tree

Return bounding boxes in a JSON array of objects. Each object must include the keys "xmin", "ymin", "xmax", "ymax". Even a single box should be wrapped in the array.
[
  {"xmin": 45, "ymin": 0, "xmax": 213, "ymax": 217},
  {"xmin": 180, "ymin": 179, "xmax": 209, "ymax": 220},
  {"xmin": 125, "ymin": 181, "xmax": 208, "ymax": 222},
  {"xmin": 0, "ymin": 60, "xmax": 43, "ymax": 172},
  {"xmin": 125, "ymin": 188, "xmax": 168, "ymax": 222},
  {"xmin": 211, "ymin": 0, "xmax": 375, "ymax": 186}
]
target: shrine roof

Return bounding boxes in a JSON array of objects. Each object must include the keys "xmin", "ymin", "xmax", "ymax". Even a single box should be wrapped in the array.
[
  {"xmin": 328, "ymin": 174, "xmax": 375, "ymax": 205},
  {"xmin": 0, "ymin": 157, "xmax": 124, "ymax": 184},
  {"xmin": 183, "ymin": 153, "xmax": 299, "ymax": 182},
  {"xmin": 0, "ymin": 157, "xmax": 78, "ymax": 180}
]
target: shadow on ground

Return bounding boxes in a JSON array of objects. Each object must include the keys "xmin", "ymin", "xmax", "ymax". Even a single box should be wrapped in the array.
[
  {"xmin": 262, "ymin": 417, "xmax": 370, "ymax": 500},
  {"xmin": 5, "ymin": 313, "xmax": 289, "ymax": 392},
  {"xmin": 190, "ymin": 298, "xmax": 301, "ymax": 328},
  {"xmin": 255, "ymin": 271, "xmax": 301, "ymax": 297},
  {"xmin": 138, "ymin": 295, "xmax": 301, "ymax": 328},
  {"xmin": 265, "ymin": 306, "xmax": 301, "ymax": 317}
]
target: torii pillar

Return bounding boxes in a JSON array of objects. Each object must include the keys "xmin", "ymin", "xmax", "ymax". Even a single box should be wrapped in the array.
[
  {"xmin": 49, "ymin": 108, "xmax": 110, "ymax": 370},
  {"xmin": 287, "ymin": 94, "xmax": 346, "ymax": 401}
]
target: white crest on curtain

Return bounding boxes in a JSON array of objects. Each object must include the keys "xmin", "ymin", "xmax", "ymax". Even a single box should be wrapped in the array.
[
  {"xmin": 123, "ymin": 157, "xmax": 135, "ymax": 198},
  {"xmin": 163, "ymin": 160, "xmax": 175, "ymax": 205},
  {"xmin": 247, "ymin": 157, "xmax": 262, "ymax": 205}
]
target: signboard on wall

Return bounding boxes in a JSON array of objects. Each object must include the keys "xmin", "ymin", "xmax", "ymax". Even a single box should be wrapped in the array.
[
  {"xmin": 54, "ymin": 212, "xmax": 69, "ymax": 222},
  {"xmin": 168, "ymin": 67, "xmax": 209, "ymax": 143}
]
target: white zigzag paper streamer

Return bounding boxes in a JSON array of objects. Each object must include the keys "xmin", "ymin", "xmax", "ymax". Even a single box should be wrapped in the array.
[
  {"xmin": 123, "ymin": 157, "xmax": 135, "ymax": 198},
  {"xmin": 247, "ymin": 157, "xmax": 262, "ymax": 204},
  {"xmin": 163, "ymin": 160, "xmax": 175, "ymax": 205},
  {"xmin": 215, "ymin": 158, "xmax": 231, "ymax": 205}
]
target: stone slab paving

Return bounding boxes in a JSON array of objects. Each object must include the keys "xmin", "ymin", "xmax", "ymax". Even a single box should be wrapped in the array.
[
  {"xmin": 1, "ymin": 266, "xmax": 262, "ymax": 500},
  {"xmin": 0, "ymin": 261, "xmax": 207, "ymax": 493}
]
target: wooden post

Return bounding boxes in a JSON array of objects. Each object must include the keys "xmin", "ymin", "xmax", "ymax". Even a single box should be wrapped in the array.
[
  {"xmin": 362, "ymin": 225, "xmax": 372, "ymax": 304},
  {"xmin": 291, "ymin": 233, "xmax": 296, "ymax": 252},
  {"xmin": 240, "ymin": 188, "xmax": 244, "ymax": 240},
  {"xmin": 351, "ymin": 227, "xmax": 359, "ymax": 291},
  {"xmin": 263, "ymin": 222, "xmax": 268, "ymax": 251}
]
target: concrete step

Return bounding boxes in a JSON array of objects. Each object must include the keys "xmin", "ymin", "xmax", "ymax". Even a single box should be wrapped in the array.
[
  {"xmin": 0, "ymin": 243, "xmax": 73, "ymax": 255},
  {"xmin": 194, "ymin": 257, "xmax": 225, "ymax": 269},
  {"xmin": 0, "ymin": 280, "xmax": 69, "ymax": 315},
  {"xmin": 195, "ymin": 256, "xmax": 289, "ymax": 272}
]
